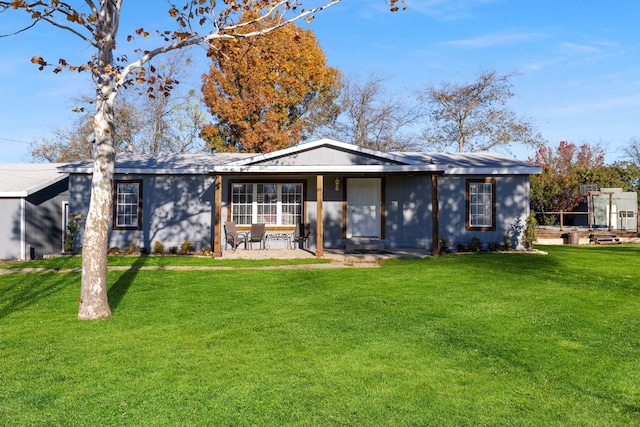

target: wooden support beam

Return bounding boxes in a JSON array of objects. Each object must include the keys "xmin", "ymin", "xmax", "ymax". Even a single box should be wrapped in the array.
[
  {"xmin": 316, "ymin": 175, "xmax": 324, "ymax": 258},
  {"xmin": 213, "ymin": 175, "xmax": 222, "ymax": 257},
  {"xmin": 431, "ymin": 174, "xmax": 440, "ymax": 257}
]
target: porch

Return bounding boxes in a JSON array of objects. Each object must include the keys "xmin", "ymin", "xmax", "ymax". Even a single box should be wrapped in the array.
[{"xmin": 535, "ymin": 227, "xmax": 640, "ymax": 245}]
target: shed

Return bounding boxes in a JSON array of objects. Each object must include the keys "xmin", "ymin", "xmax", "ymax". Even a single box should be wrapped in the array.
[{"xmin": 0, "ymin": 164, "xmax": 69, "ymax": 260}]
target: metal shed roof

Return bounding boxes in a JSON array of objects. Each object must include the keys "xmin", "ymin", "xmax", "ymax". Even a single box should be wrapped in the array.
[{"xmin": 0, "ymin": 163, "xmax": 68, "ymax": 197}]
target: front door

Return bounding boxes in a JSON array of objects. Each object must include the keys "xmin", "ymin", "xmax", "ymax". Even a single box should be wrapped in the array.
[{"xmin": 347, "ymin": 178, "xmax": 381, "ymax": 238}]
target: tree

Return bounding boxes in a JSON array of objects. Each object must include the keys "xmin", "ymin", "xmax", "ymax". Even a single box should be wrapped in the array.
[
  {"xmin": 323, "ymin": 73, "xmax": 422, "ymax": 151},
  {"xmin": 30, "ymin": 52, "xmax": 207, "ymax": 162},
  {"xmin": 2, "ymin": 0, "xmax": 403, "ymax": 320},
  {"xmin": 528, "ymin": 141, "xmax": 605, "ymax": 222},
  {"xmin": 201, "ymin": 10, "xmax": 341, "ymax": 153},
  {"xmin": 624, "ymin": 136, "xmax": 640, "ymax": 168},
  {"xmin": 419, "ymin": 70, "xmax": 543, "ymax": 152}
]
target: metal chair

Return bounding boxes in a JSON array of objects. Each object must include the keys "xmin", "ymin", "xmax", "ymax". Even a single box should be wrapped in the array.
[
  {"xmin": 294, "ymin": 223, "xmax": 310, "ymax": 249},
  {"xmin": 225, "ymin": 221, "xmax": 247, "ymax": 251},
  {"xmin": 248, "ymin": 223, "xmax": 266, "ymax": 250}
]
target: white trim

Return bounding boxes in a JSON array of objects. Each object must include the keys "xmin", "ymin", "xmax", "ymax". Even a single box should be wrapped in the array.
[
  {"xmin": 62, "ymin": 201, "xmax": 69, "ymax": 253},
  {"xmin": 224, "ymin": 138, "xmax": 419, "ymax": 167},
  {"xmin": 0, "ymin": 191, "xmax": 29, "ymax": 198},
  {"xmin": 212, "ymin": 164, "xmax": 447, "ymax": 174},
  {"xmin": 20, "ymin": 198, "xmax": 26, "ymax": 260},
  {"xmin": 447, "ymin": 166, "xmax": 541, "ymax": 175},
  {"xmin": 62, "ymin": 167, "xmax": 210, "ymax": 175}
]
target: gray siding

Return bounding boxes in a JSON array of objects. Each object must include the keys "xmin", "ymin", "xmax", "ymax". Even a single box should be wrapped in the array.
[
  {"xmin": 256, "ymin": 146, "xmax": 403, "ymax": 166},
  {"xmin": 25, "ymin": 179, "xmax": 68, "ymax": 258},
  {"xmin": 70, "ymin": 174, "xmax": 215, "ymax": 252},
  {"xmin": 385, "ymin": 176, "xmax": 433, "ymax": 249},
  {"xmin": 0, "ymin": 198, "xmax": 22, "ymax": 259},
  {"xmin": 438, "ymin": 174, "xmax": 531, "ymax": 250},
  {"xmin": 68, "ymin": 172, "xmax": 533, "ymax": 254}
]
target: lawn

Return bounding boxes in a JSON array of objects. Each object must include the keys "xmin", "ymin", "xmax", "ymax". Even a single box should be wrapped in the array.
[{"xmin": 1, "ymin": 246, "xmax": 639, "ymax": 426}]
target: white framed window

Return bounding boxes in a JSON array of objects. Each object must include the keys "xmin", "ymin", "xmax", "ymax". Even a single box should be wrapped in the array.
[
  {"xmin": 232, "ymin": 182, "xmax": 303, "ymax": 226},
  {"xmin": 467, "ymin": 179, "xmax": 495, "ymax": 230},
  {"xmin": 114, "ymin": 180, "xmax": 142, "ymax": 229}
]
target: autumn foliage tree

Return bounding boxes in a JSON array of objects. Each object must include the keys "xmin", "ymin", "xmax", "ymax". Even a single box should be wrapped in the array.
[
  {"xmin": 528, "ymin": 141, "xmax": 605, "ymax": 222},
  {"xmin": 201, "ymin": 11, "xmax": 341, "ymax": 153}
]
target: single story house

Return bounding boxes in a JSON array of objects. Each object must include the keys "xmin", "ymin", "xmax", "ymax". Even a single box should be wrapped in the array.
[
  {"xmin": 60, "ymin": 139, "xmax": 541, "ymax": 256},
  {"xmin": 0, "ymin": 164, "xmax": 69, "ymax": 260}
]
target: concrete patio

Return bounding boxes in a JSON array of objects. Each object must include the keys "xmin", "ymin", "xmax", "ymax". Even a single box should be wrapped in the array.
[{"xmin": 219, "ymin": 247, "xmax": 432, "ymax": 263}]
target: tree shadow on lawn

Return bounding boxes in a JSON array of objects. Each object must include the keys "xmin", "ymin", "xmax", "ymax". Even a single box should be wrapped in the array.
[
  {"xmin": 107, "ymin": 255, "xmax": 148, "ymax": 313},
  {"xmin": 0, "ymin": 272, "xmax": 72, "ymax": 320}
]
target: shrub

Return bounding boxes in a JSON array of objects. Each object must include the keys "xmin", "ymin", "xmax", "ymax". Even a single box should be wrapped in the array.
[
  {"xmin": 180, "ymin": 240, "xmax": 194, "ymax": 255},
  {"xmin": 523, "ymin": 212, "xmax": 538, "ymax": 249},
  {"xmin": 108, "ymin": 247, "xmax": 121, "ymax": 255},
  {"xmin": 64, "ymin": 213, "xmax": 84, "ymax": 254},
  {"xmin": 439, "ymin": 238, "xmax": 450, "ymax": 254},
  {"xmin": 469, "ymin": 236, "xmax": 483, "ymax": 252},
  {"xmin": 169, "ymin": 246, "xmax": 178, "ymax": 255},
  {"xmin": 456, "ymin": 243, "xmax": 469, "ymax": 252},
  {"xmin": 153, "ymin": 241, "xmax": 165, "ymax": 254},
  {"xmin": 124, "ymin": 238, "xmax": 141, "ymax": 255},
  {"xmin": 502, "ymin": 229, "xmax": 512, "ymax": 251},
  {"xmin": 488, "ymin": 242, "xmax": 501, "ymax": 252}
]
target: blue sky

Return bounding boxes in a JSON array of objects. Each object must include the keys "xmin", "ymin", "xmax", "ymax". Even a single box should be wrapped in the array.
[{"xmin": 1, "ymin": 0, "xmax": 639, "ymax": 163}]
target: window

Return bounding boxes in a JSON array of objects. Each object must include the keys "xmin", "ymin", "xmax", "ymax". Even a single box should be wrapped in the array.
[
  {"xmin": 114, "ymin": 180, "xmax": 142, "ymax": 229},
  {"xmin": 231, "ymin": 182, "xmax": 303, "ymax": 226},
  {"xmin": 467, "ymin": 179, "xmax": 495, "ymax": 230}
]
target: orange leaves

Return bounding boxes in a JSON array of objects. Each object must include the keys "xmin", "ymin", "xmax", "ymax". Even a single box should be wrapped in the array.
[
  {"xmin": 135, "ymin": 28, "xmax": 150, "ymax": 38},
  {"xmin": 31, "ymin": 56, "xmax": 47, "ymax": 70},
  {"xmin": 202, "ymin": 10, "xmax": 340, "ymax": 153},
  {"xmin": 389, "ymin": 0, "xmax": 406, "ymax": 12}
]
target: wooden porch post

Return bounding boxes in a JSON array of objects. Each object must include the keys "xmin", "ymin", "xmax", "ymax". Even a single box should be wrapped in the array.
[
  {"xmin": 608, "ymin": 193, "xmax": 613, "ymax": 231},
  {"xmin": 213, "ymin": 175, "xmax": 222, "ymax": 257},
  {"xmin": 316, "ymin": 175, "xmax": 324, "ymax": 258},
  {"xmin": 431, "ymin": 174, "xmax": 440, "ymax": 257}
]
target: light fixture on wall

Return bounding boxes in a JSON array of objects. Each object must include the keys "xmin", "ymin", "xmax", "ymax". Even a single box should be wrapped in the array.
[{"xmin": 334, "ymin": 177, "xmax": 341, "ymax": 192}]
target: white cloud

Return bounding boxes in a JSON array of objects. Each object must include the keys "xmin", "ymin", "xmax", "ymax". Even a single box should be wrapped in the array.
[
  {"xmin": 440, "ymin": 29, "xmax": 545, "ymax": 48},
  {"xmin": 405, "ymin": 0, "xmax": 499, "ymax": 21}
]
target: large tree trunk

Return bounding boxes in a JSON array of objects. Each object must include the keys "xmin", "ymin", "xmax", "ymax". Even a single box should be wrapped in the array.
[{"xmin": 78, "ymin": 70, "xmax": 117, "ymax": 320}]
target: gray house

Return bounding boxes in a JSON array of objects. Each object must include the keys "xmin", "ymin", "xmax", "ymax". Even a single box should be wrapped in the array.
[
  {"xmin": 0, "ymin": 164, "xmax": 69, "ymax": 260},
  {"xmin": 61, "ymin": 139, "xmax": 541, "ymax": 256}
]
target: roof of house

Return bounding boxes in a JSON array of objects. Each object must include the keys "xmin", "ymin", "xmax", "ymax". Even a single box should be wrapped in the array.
[
  {"xmin": 58, "ymin": 139, "xmax": 541, "ymax": 175},
  {"xmin": 0, "ymin": 163, "xmax": 68, "ymax": 197}
]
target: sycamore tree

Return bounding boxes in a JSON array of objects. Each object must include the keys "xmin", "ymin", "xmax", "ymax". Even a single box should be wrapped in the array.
[{"xmin": 0, "ymin": 0, "xmax": 403, "ymax": 320}]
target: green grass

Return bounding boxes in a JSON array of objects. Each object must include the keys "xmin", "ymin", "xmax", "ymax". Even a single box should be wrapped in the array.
[
  {"xmin": 1, "ymin": 246, "xmax": 640, "ymax": 426},
  {"xmin": 0, "ymin": 254, "xmax": 330, "ymax": 270}
]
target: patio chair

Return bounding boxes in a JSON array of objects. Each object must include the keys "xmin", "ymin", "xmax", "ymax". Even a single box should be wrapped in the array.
[
  {"xmin": 294, "ymin": 222, "xmax": 311, "ymax": 249},
  {"xmin": 225, "ymin": 221, "xmax": 247, "ymax": 251},
  {"xmin": 248, "ymin": 223, "xmax": 267, "ymax": 250}
]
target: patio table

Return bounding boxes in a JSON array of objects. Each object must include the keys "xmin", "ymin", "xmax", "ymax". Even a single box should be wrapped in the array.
[{"xmin": 266, "ymin": 231, "xmax": 294, "ymax": 249}]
